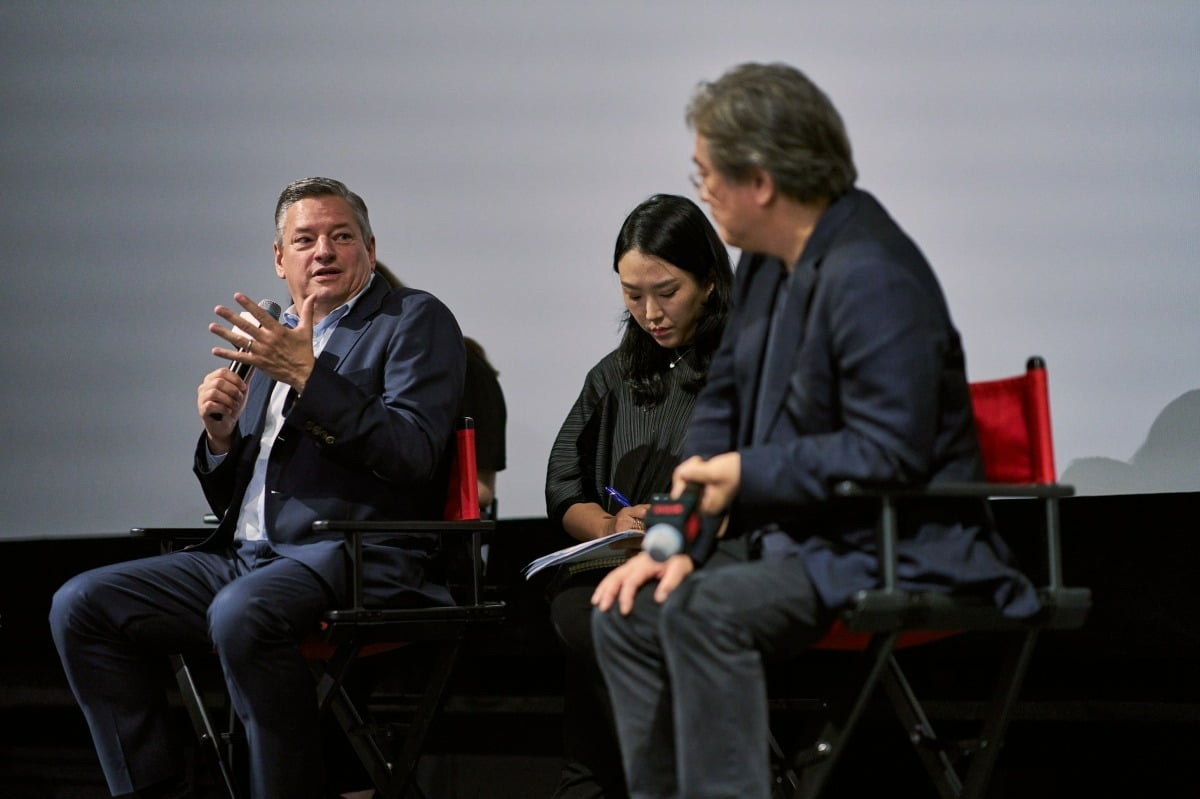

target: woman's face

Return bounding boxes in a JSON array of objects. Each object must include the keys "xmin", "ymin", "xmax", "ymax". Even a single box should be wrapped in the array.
[{"xmin": 617, "ymin": 249, "xmax": 711, "ymax": 349}]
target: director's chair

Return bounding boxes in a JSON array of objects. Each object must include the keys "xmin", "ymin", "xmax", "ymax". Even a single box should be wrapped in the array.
[
  {"xmin": 136, "ymin": 417, "xmax": 504, "ymax": 799},
  {"xmin": 774, "ymin": 356, "xmax": 1092, "ymax": 799}
]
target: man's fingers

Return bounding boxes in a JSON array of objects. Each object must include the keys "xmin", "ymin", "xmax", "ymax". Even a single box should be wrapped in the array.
[
  {"xmin": 653, "ymin": 556, "xmax": 694, "ymax": 603},
  {"xmin": 297, "ymin": 293, "xmax": 317, "ymax": 330},
  {"xmin": 699, "ymin": 490, "xmax": 726, "ymax": 517},
  {"xmin": 618, "ymin": 578, "xmax": 640, "ymax": 616},
  {"xmin": 212, "ymin": 307, "xmax": 260, "ymax": 344},
  {"xmin": 592, "ymin": 553, "xmax": 672, "ymax": 616},
  {"xmin": 671, "ymin": 455, "xmax": 706, "ymax": 496},
  {"xmin": 592, "ymin": 573, "xmax": 618, "ymax": 611},
  {"xmin": 197, "ymin": 369, "xmax": 246, "ymax": 425}
]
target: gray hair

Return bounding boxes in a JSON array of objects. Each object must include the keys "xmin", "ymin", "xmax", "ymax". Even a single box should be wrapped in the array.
[
  {"xmin": 686, "ymin": 63, "xmax": 857, "ymax": 203},
  {"xmin": 273, "ymin": 177, "xmax": 373, "ymax": 245}
]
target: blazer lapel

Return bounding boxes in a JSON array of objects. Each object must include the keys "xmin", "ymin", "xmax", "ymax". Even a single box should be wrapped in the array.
[
  {"xmin": 735, "ymin": 256, "xmax": 780, "ymax": 445},
  {"xmin": 750, "ymin": 191, "xmax": 859, "ymax": 442},
  {"xmin": 752, "ymin": 261, "xmax": 817, "ymax": 443},
  {"xmin": 318, "ymin": 274, "xmax": 389, "ymax": 370},
  {"xmin": 242, "ymin": 372, "xmax": 275, "ymax": 439}
]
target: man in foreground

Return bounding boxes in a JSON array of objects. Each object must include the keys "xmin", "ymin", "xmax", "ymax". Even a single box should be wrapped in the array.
[{"xmin": 591, "ymin": 63, "xmax": 1040, "ymax": 799}]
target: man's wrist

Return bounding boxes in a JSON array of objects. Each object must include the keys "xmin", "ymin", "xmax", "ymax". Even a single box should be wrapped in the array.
[
  {"xmin": 203, "ymin": 436, "xmax": 230, "ymax": 471},
  {"xmin": 289, "ymin": 362, "xmax": 314, "ymax": 397}
]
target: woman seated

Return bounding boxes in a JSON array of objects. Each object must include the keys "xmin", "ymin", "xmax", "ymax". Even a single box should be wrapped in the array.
[{"xmin": 544, "ymin": 194, "xmax": 733, "ymax": 797}]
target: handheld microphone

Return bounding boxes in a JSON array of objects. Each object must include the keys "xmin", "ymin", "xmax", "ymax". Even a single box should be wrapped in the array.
[
  {"xmin": 210, "ymin": 298, "xmax": 282, "ymax": 421},
  {"xmin": 641, "ymin": 483, "xmax": 703, "ymax": 562}
]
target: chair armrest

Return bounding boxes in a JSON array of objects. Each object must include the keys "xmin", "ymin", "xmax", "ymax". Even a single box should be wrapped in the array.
[
  {"xmin": 312, "ymin": 519, "xmax": 497, "ymax": 611},
  {"xmin": 834, "ymin": 480, "xmax": 1075, "ymax": 500},
  {"xmin": 832, "ymin": 478, "xmax": 1076, "ymax": 597},
  {"xmin": 844, "ymin": 584, "xmax": 1092, "ymax": 632}
]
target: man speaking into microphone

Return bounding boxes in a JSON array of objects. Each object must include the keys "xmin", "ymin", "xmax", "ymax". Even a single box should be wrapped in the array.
[
  {"xmin": 590, "ymin": 65, "xmax": 1042, "ymax": 799},
  {"xmin": 50, "ymin": 177, "xmax": 466, "ymax": 799}
]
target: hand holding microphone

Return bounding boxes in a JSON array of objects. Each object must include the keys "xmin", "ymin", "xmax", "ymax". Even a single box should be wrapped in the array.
[
  {"xmin": 595, "ymin": 456, "xmax": 740, "ymax": 612},
  {"xmin": 592, "ymin": 486, "xmax": 702, "ymax": 614},
  {"xmin": 641, "ymin": 483, "xmax": 704, "ymax": 562},
  {"xmin": 208, "ymin": 298, "xmax": 282, "ymax": 421},
  {"xmin": 225, "ymin": 299, "xmax": 283, "ymax": 380},
  {"xmin": 641, "ymin": 453, "xmax": 742, "ymax": 562}
]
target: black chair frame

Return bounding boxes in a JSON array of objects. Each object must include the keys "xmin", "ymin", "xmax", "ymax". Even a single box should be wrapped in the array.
[
  {"xmin": 773, "ymin": 479, "xmax": 1091, "ymax": 799},
  {"xmin": 135, "ymin": 517, "xmax": 503, "ymax": 799}
]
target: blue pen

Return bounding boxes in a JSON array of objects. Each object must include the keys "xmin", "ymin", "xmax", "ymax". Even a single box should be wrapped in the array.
[{"xmin": 604, "ymin": 486, "xmax": 633, "ymax": 508}]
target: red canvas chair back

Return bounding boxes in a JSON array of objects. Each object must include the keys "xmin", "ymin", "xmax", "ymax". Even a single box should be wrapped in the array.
[
  {"xmin": 969, "ymin": 356, "xmax": 1057, "ymax": 484},
  {"xmin": 814, "ymin": 357, "xmax": 1056, "ymax": 651},
  {"xmin": 444, "ymin": 418, "xmax": 481, "ymax": 521}
]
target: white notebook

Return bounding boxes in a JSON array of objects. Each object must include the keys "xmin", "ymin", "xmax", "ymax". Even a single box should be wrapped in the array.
[{"xmin": 521, "ymin": 529, "xmax": 643, "ymax": 579}]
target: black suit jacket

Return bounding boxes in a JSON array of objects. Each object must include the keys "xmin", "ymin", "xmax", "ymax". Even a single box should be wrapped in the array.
[
  {"xmin": 686, "ymin": 189, "xmax": 1039, "ymax": 618},
  {"xmin": 193, "ymin": 276, "xmax": 466, "ymax": 607}
]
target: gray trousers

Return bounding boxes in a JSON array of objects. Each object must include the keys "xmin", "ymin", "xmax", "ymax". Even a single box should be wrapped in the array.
[
  {"xmin": 592, "ymin": 550, "xmax": 831, "ymax": 799},
  {"xmin": 48, "ymin": 541, "xmax": 336, "ymax": 798}
]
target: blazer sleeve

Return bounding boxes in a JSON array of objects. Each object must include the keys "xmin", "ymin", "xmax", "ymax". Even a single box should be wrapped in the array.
[
  {"xmin": 284, "ymin": 290, "xmax": 466, "ymax": 487},
  {"xmin": 193, "ymin": 432, "xmax": 243, "ymax": 521}
]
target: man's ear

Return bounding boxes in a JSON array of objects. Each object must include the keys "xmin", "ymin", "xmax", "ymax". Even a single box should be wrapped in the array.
[
  {"xmin": 273, "ymin": 242, "xmax": 286, "ymax": 278},
  {"xmin": 749, "ymin": 167, "xmax": 776, "ymax": 208}
]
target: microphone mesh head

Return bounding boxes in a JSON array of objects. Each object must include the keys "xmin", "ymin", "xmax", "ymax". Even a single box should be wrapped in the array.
[
  {"xmin": 258, "ymin": 298, "xmax": 283, "ymax": 321},
  {"xmin": 642, "ymin": 523, "xmax": 683, "ymax": 563}
]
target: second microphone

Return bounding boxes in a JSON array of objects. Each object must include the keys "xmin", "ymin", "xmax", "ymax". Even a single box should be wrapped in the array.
[{"xmin": 641, "ymin": 483, "xmax": 704, "ymax": 562}]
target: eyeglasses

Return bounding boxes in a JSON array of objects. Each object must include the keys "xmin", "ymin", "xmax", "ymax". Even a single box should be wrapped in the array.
[{"xmin": 690, "ymin": 171, "xmax": 718, "ymax": 199}]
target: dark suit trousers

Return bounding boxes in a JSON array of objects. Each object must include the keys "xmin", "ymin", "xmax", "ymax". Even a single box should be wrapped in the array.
[
  {"xmin": 49, "ymin": 542, "xmax": 336, "ymax": 798},
  {"xmin": 592, "ymin": 551, "xmax": 831, "ymax": 799}
]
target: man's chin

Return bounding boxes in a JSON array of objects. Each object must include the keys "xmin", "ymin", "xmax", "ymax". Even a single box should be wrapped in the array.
[{"xmin": 304, "ymin": 288, "xmax": 342, "ymax": 315}]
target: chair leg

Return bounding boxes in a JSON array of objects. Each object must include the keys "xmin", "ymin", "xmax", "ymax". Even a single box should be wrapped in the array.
[
  {"xmin": 960, "ymin": 630, "xmax": 1040, "ymax": 799},
  {"xmin": 769, "ymin": 728, "xmax": 802, "ymax": 798},
  {"xmin": 383, "ymin": 638, "xmax": 464, "ymax": 799},
  {"xmin": 316, "ymin": 638, "xmax": 465, "ymax": 799},
  {"xmin": 881, "ymin": 655, "xmax": 962, "ymax": 799},
  {"xmin": 322, "ymin": 676, "xmax": 395, "ymax": 795},
  {"xmin": 311, "ymin": 643, "xmax": 399, "ymax": 794},
  {"xmin": 171, "ymin": 654, "xmax": 240, "ymax": 799},
  {"xmin": 787, "ymin": 633, "xmax": 898, "ymax": 798},
  {"xmin": 879, "ymin": 630, "xmax": 1041, "ymax": 799}
]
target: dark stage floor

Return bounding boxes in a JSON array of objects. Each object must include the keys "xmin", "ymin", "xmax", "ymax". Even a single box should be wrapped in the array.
[{"xmin": 4, "ymin": 494, "xmax": 1198, "ymax": 797}]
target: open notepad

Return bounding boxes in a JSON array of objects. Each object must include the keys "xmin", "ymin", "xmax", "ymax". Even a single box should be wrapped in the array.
[{"xmin": 522, "ymin": 529, "xmax": 643, "ymax": 579}]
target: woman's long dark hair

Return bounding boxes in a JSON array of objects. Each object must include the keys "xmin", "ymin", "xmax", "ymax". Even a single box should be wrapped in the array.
[{"xmin": 612, "ymin": 194, "xmax": 733, "ymax": 406}]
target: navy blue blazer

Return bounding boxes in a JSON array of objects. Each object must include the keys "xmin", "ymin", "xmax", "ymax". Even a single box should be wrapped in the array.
[
  {"xmin": 193, "ymin": 276, "xmax": 466, "ymax": 607},
  {"xmin": 685, "ymin": 189, "xmax": 1039, "ymax": 618}
]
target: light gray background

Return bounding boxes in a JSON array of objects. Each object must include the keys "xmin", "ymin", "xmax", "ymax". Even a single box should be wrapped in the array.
[{"xmin": 2, "ymin": 2, "xmax": 1197, "ymax": 538}]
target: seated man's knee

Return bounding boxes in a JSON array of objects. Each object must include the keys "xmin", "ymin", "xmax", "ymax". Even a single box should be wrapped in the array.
[
  {"xmin": 48, "ymin": 572, "xmax": 94, "ymax": 642},
  {"xmin": 591, "ymin": 597, "xmax": 648, "ymax": 660},
  {"xmin": 659, "ymin": 576, "xmax": 751, "ymax": 650},
  {"xmin": 591, "ymin": 584, "xmax": 670, "ymax": 662},
  {"xmin": 208, "ymin": 576, "xmax": 316, "ymax": 664},
  {"xmin": 207, "ymin": 581, "xmax": 270, "ymax": 659}
]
